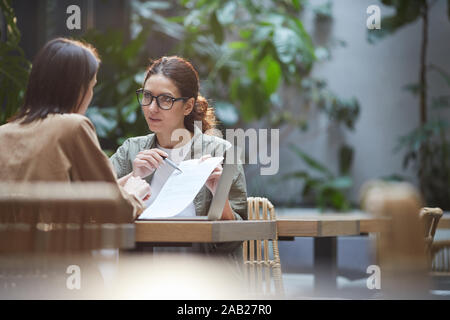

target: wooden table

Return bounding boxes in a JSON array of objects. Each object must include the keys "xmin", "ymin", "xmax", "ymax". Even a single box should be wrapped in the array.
[
  {"xmin": 277, "ymin": 214, "xmax": 369, "ymax": 293},
  {"xmin": 276, "ymin": 212, "xmax": 450, "ymax": 293},
  {"xmin": 135, "ymin": 220, "xmax": 276, "ymax": 244},
  {"xmin": 133, "ymin": 213, "xmax": 449, "ymax": 289}
]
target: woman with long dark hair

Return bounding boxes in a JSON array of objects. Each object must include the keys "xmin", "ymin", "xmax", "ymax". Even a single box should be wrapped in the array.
[
  {"xmin": 0, "ymin": 38, "xmax": 150, "ymax": 218},
  {"xmin": 110, "ymin": 56, "xmax": 248, "ymax": 256}
]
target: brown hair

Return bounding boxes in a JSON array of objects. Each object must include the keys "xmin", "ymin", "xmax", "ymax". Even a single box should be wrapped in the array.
[
  {"xmin": 143, "ymin": 56, "xmax": 216, "ymax": 133},
  {"xmin": 12, "ymin": 38, "xmax": 100, "ymax": 124}
]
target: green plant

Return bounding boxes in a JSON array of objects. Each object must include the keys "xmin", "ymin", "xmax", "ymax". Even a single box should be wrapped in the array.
[
  {"xmin": 395, "ymin": 65, "xmax": 450, "ymax": 209},
  {"xmin": 283, "ymin": 144, "xmax": 354, "ymax": 211},
  {"xmin": 129, "ymin": 0, "xmax": 360, "ymax": 128},
  {"xmin": 0, "ymin": 0, "xmax": 31, "ymax": 125},
  {"xmin": 85, "ymin": 0, "xmax": 360, "ymax": 152},
  {"xmin": 129, "ymin": 0, "xmax": 316, "ymax": 125},
  {"xmin": 369, "ymin": 0, "xmax": 450, "ymax": 209},
  {"xmin": 79, "ymin": 0, "xmax": 360, "ymax": 209},
  {"xmin": 81, "ymin": 28, "xmax": 152, "ymax": 155}
]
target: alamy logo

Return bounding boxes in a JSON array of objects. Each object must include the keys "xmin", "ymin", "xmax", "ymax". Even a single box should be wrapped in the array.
[
  {"xmin": 366, "ymin": 265, "xmax": 381, "ymax": 289},
  {"xmin": 366, "ymin": 5, "xmax": 381, "ymax": 30},
  {"xmin": 171, "ymin": 121, "xmax": 280, "ymax": 175},
  {"xmin": 66, "ymin": 265, "xmax": 81, "ymax": 290},
  {"xmin": 66, "ymin": 5, "xmax": 81, "ymax": 30}
]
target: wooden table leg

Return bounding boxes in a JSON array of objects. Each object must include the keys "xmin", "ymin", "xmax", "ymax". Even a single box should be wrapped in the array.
[{"xmin": 314, "ymin": 237, "xmax": 337, "ymax": 294}]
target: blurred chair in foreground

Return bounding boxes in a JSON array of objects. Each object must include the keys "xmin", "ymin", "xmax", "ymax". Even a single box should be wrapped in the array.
[
  {"xmin": 243, "ymin": 197, "xmax": 284, "ymax": 297},
  {"xmin": 361, "ymin": 181, "xmax": 431, "ymax": 298},
  {"xmin": 0, "ymin": 182, "xmax": 135, "ymax": 298},
  {"xmin": 0, "ymin": 182, "xmax": 135, "ymax": 253}
]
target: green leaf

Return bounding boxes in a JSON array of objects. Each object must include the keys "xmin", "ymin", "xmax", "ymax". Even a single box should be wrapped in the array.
[
  {"xmin": 121, "ymin": 103, "xmax": 139, "ymax": 124},
  {"xmin": 210, "ymin": 11, "xmax": 224, "ymax": 44},
  {"xmin": 214, "ymin": 101, "xmax": 239, "ymax": 125},
  {"xmin": 429, "ymin": 64, "xmax": 450, "ymax": 87},
  {"xmin": 239, "ymin": 83, "xmax": 269, "ymax": 121},
  {"xmin": 403, "ymin": 83, "xmax": 423, "ymax": 96},
  {"xmin": 263, "ymin": 13, "xmax": 285, "ymax": 26},
  {"xmin": 117, "ymin": 78, "xmax": 133, "ymax": 95},
  {"xmin": 338, "ymin": 145, "xmax": 354, "ymax": 175},
  {"xmin": 252, "ymin": 26, "xmax": 273, "ymax": 43},
  {"xmin": 431, "ymin": 95, "xmax": 450, "ymax": 110},
  {"xmin": 134, "ymin": 71, "xmax": 147, "ymax": 85},
  {"xmin": 302, "ymin": 179, "xmax": 321, "ymax": 197},
  {"xmin": 228, "ymin": 41, "xmax": 248, "ymax": 50},
  {"xmin": 0, "ymin": 63, "xmax": 27, "ymax": 88},
  {"xmin": 323, "ymin": 176, "xmax": 352, "ymax": 190},
  {"xmin": 314, "ymin": 47, "xmax": 330, "ymax": 61},
  {"xmin": 239, "ymin": 29, "xmax": 252, "ymax": 39},
  {"xmin": 380, "ymin": 174, "xmax": 407, "ymax": 182},
  {"xmin": 122, "ymin": 28, "xmax": 149, "ymax": 61},
  {"xmin": 312, "ymin": 1, "xmax": 333, "ymax": 20},
  {"xmin": 448, "ymin": 0, "xmax": 450, "ymax": 20},
  {"xmin": 86, "ymin": 107, "xmax": 118, "ymax": 138},
  {"xmin": 140, "ymin": 1, "xmax": 172, "ymax": 10},
  {"xmin": 292, "ymin": 0, "xmax": 301, "ymax": 10},
  {"xmin": 289, "ymin": 144, "xmax": 333, "ymax": 176},
  {"xmin": 184, "ymin": 9, "xmax": 202, "ymax": 27},
  {"xmin": 273, "ymin": 27, "xmax": 299, "ymax": 64},
  {"xmin": 262, "ymin": 56, "xmax": 281, "ymax": 95},
  {"xmin": 0, "ymin": 0, "xmax": 31, "ymax": 125},
  {"xmin": 282, "ymin": 170, "xmax": 310, "ymax": 180},
  {"xmin": 217, "ymin": 1, "xmax": 237, "ymax": 25},
  {"xmin": 331, "ymin": 192, "xmax": 350, "ymax": 211},
  {"xmin": 367, "ymin": 0, "xmax": 424, "ymax": 44}
]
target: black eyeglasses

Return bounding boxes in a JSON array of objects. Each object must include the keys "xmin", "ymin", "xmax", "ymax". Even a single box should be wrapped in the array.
[{"xmin": 136, "ymin": 89, "xmax": 190, "ymax": 110}]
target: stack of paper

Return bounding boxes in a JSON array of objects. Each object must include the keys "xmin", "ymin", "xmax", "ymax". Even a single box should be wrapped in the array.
[{"xmin": 138, "ymin": 157, "xmax": 223, "ymax": 219}]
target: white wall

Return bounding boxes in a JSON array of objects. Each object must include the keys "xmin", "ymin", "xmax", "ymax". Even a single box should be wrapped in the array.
[{"xmin": 246, "ymin": 0, "xmax": 450, "ymax": 206}]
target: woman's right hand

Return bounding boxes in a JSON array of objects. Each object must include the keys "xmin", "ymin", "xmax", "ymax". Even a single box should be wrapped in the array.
[
  {"xmin": 123, "ymin": 175, "xmax": 151, "ymax": 201},
  {"xmin": 132, "ymin": 148, "xmax": 168, "ymax": 178}
]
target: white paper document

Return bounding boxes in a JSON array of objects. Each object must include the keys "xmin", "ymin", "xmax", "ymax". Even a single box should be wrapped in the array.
[{"xmin": 138, "ymin": 156, "xmax": 223, "ymax": 219}]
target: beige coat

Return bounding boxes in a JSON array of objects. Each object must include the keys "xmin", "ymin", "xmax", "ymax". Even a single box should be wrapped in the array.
[{"xmin": 0, "ymin": 114, "xmax": 143, "ymax": 219}]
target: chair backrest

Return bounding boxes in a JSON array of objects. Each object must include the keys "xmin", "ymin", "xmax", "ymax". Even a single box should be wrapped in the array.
[
  {"xmin": 243, "ymin": 197, "xmax": 284, "ymax": 297},
  {"xmin": 420, "ymin": 207, "xmax": 443, "ymax": 251},
  {"xmin": 0, "ymin": 182, "xmax": 136, "ymax": 253}
]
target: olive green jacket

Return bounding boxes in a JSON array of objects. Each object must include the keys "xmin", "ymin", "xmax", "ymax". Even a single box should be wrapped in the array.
[{"xmin": 109, "ymin": 125, "xmax": 248, "ymax": 256}]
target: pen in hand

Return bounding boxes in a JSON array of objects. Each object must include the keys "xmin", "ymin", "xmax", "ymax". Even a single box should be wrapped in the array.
[{"xmin": 161, "ymin": 156, "xmax": 183, "ymax": 174}]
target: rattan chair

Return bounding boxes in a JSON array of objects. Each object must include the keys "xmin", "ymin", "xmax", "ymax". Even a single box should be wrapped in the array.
[
  {"xmin": 418, "ymin": 207, "xmax": 450, "ymax": 275},
  {"xmin": 418, "ymin": 207, "xmax": 450, "ymax": 278},
  {"xmin": 431, "ymin": 240, "xmax": 450, "ymax": 274},
  {"xmin": 243, "ymin": 197, "xmax": 284, "ymax": 297}
]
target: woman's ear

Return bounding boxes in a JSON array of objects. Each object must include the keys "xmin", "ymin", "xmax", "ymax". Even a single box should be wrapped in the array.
[{"xmin": 184, "ymin": 97, "xmax": 195, "ymax": 116}]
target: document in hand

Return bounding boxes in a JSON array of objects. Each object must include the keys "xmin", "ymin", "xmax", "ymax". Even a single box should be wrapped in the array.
[{"xmin": 137, "ymin": 156, "xmax": 224, "ymax": 219}]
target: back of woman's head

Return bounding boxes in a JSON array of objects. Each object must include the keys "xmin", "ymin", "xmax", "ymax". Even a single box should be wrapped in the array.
[
  {"xmin": 144, "ymin": 56, "xmax": 216, "ymax": 133},
  {"xmin": 14, "ymin": 38, "xmax": 100, "ymax": 124}
]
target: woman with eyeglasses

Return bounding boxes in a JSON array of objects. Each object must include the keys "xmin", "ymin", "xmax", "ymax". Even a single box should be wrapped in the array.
[
  {"xmin": 110, "ymin": 56, "xmax": 248, "ymax": 257},
  {"xmin": 0, "ymin": 38, "xmax": 150, "ymax": 219}
]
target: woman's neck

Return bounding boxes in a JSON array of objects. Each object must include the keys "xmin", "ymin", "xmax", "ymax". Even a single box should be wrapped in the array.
[{"xmin": 156, "ymin": 126, "xmax": 193, "ymax": 149}]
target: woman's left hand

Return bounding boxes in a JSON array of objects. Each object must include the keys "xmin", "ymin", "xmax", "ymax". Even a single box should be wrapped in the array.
[
  {"xmin": 199, "ymin": 154, "xmax": 223, "ymax": 195},
  {"xmin": 199, "ymin": 154, "xmax": 236, "ymax": 220}
]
